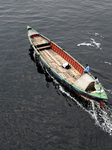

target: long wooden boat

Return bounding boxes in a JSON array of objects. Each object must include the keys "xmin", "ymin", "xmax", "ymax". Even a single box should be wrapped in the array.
[{"xmin": 27, "ymin": 26, "xmax": 108, "ymax": 107}]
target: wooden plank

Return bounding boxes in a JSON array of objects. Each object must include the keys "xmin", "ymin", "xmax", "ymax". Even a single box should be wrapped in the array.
[
  {"xmin": 39, "ymin": 45, "xmax": 51, "ymax": 50},
  {"xmin": 71, "ymin": 69, "xmax": 80, "ymax": 76},
  {"xmin": 40, "ymin": 48, "xmax": 82, "ymax": 84},
  {"xmin": 33, "ymin": 36, "xmax": 48, "ymax": 45},
  {"xmin": 41, "ymin": 50, "xmax": 53, "ymax": 63},
  {"xmin": 67, "ymin": 68, "xmax": 81, "ymax": 78},
  {"xmin": 59, "ymin": 73, "xmax": 67, "ymax": 79},
  {"xmin": 33, "ymin": 39, "xmax": 38, "ymax": 46},
  {"xmin": 45, "ymin": 49, "xmax": 68, "ymax": 66},
  {"xmin": 67, "ymin": 77, "xmax": 76, "ymax": 84},
  {"xmin": 56, "ymin": 66, "xmax": 67, "ymax": 73},
  {"xmin": 55, "ymin": 55, "xmax": 67, "ymax": 64},
  {"xmin": 40, "ymin": 50, "xmax": 61, "ymax": 72},
  {"xmin": 45, "ymin": 50, "xmax": 61, "ymax": 66},
  {"xmin": 43, "ymin": 49, "xmax": 67, "ymax": 65}
]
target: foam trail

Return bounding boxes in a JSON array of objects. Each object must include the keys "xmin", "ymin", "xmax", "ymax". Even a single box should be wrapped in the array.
[
  {"xmin": 59, "ymin": 85, "xmax": 84, "ymax": 109},
  {"xmin": 58, "ymin": 84, "xmax": 112, "ymax": 135}
]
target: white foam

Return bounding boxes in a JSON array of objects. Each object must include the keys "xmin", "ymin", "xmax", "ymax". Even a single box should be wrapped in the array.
[
  {"xmin": 104, "ymin": 61, "xmax": 112, "ymax": 65},
  {"xmin": 58, "ymin": 84, "xmax": 112, "ymax": 136},
  {"xmin": 77, "ymin": 38, "xmax": 102, "ymax": 50},
  {"xmin": 88, "ymin": 32, "xmax": 104, "ymax": 38},
  {"xmin": 77, "ymin": 42, "xmax": 94, "ymax": 47},
  {"xmin": 95, "ymin": 33, "xmax": 99, "ymax": 36},
  {"xmin": 90, "ymin": 38, "xmax": 101, "ymax": 49}
]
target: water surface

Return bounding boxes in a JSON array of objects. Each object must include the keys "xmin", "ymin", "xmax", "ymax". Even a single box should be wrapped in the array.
[{"xmin": 0, "ymin": 0, "xmax": 112, "ymax": 149}]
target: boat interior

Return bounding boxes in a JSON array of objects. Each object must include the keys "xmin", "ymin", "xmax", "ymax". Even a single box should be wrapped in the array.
[{"xmin": 30, "ymin": 34, "xmax": 96, "ymax": 92}]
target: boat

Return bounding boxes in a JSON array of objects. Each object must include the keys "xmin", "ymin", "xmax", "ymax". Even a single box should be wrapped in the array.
[{"xmin": 27, "ymin": 25, "xmax": 108, "ymax": 107}]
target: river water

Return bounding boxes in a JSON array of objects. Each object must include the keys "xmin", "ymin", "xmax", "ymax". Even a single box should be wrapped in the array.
[{"xmin": 0, "ymin": 0, "xmax": 112, "ymax": 149}]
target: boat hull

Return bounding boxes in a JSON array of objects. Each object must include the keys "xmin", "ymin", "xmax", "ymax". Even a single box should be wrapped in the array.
[{"xmin": 27, "ymin": 26, "xmax": 108, "ymax": 104}]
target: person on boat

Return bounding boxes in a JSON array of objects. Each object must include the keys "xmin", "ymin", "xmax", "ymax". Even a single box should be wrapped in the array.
[
  {"xmin": 94, "ymin": 76, "xmax": 101, "ymax": 91},
  {"xmin": 84, "ymin": 64, "xmax": 89, "ymax": 73}
]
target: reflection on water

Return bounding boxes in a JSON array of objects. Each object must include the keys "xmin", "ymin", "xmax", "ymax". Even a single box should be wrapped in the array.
[{"xmin": 29, "ymin": 47, "xmax": 112, "ymax": 135}]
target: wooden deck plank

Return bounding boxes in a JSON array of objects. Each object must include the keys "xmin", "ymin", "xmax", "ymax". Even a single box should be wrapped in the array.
[
  {"xmin": 44, "ymin": 50, "xmax": 61, "ymax": 66},
  {"xmin": 40, "ymin": 50, "xmax": 53, "ymax": 63},
  {"xmin": 39, "ymin": 48, "xmax": 81, "ymax": 82},
  {"xmin": 47, "ymin": 49, "xmax": 67, "ymax": 64},
  {"xmin": 34, "ymin": 37, "xmax": 47, "ymax": 45},
  {"xmin": 32, "ymin": 36, "xmax": 49, "ymax": 46},
  {"xmin": 67, "ymin": 77, "xmax": 76, "ymax": 84}
]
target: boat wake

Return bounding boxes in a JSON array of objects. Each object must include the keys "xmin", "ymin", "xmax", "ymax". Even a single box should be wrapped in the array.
[{"xmin": 58, "ymin": 84, "xmax": 112, "ymax": 136}]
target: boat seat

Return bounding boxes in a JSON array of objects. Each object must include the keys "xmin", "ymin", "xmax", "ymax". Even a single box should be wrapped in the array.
[
  {"xmin": 37, "ymin": 42, "xmax": 50, "ymax": 47},
  {"xmin": 38, "ymin": 45, "xmax": 51, "ymax": 50}
]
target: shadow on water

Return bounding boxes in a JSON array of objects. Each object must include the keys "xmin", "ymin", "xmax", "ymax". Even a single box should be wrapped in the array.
[{"xmin": 29, "ymin": 46, "xmax": 112, "ymax": 135}]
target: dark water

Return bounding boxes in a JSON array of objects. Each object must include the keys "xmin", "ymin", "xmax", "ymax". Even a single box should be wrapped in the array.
[{"xmin": 0, "ymin": 0, "xmax": 112, "ymax": 149}]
